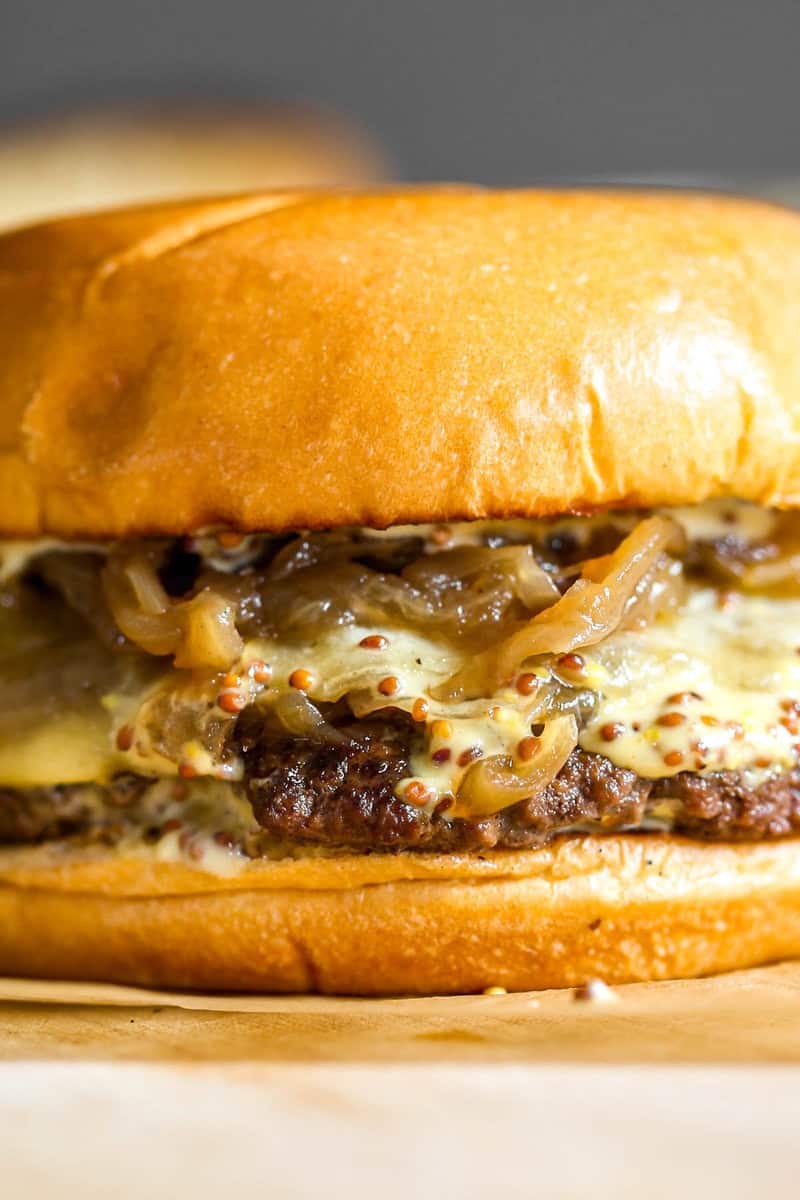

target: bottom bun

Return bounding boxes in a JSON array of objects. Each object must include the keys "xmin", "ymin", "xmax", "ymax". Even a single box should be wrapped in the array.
[{"xmin": 1, "ymin": 834, "xmax": 799, "ymax": 994}]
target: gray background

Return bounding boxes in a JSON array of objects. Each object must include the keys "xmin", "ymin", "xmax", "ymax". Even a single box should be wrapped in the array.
[{"xmin": 1, "ymin": 0, "xmax": 798, "ymax": 185}]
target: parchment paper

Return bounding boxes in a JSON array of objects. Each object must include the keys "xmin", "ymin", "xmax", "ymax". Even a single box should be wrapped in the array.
[
  {"xmin": 2, "ymin": 966, "xmax": 799, "ymax": 1199},
  {"xmin": 1, "ymin": 960, "xmax": 800, "ymax": 1063}
]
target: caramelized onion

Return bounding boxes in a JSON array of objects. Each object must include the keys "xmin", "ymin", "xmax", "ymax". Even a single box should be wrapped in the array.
[
  {"xmin": 433, "ymin": 516, "xmax": 683, "ymax": 701},
  {"xmin": 344, "ymin": 545, "xmax": 551, "ymax": 641},
  {"xmin": 454, "ymin": 714, "xmax": 578, "ymax": 816},
  {"xmin": 402, "ymin": 545, "xmax": 558, "ymax": 610},
  {"xmin": 497, "ymin": 546, "xmax": 561, "ymax": 610},
  {"xmin": 214, "ymin": 535, "xmax": 558, "ymax": 645},
  {"xmin": 738, "ymin": 557, "xmax": 800, "ymax": 589},
  {"xmin": 693, "ymin": 512, "xmax": 800, "ymax": 595},
  {"xmin": 272, "ymin": 692, "xmax": 347, "ymax": 743},
  {"xmin": 705, "ymin": 518, "xmax": 800, "ymax": 592},
  {"xmin": 123, "ymin": 557, "xmax": 171, "ymax": 615},
  {"xmin": 103, "ymin": 551, "xmax": 243, "ymax": 669},
  {"xmin": 35, "ymin": 552, "xmax": 125, "ymax": 649},
  {"xmin": 623, "ymin": 554, "xmax": 686, "ymax": 628},
  {"xmin": 173, "ymin": 592, "xmax": 243, "ymax": 670}
]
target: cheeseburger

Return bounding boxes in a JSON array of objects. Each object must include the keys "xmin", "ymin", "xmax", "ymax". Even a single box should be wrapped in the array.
[{"xmin": 2, "ymin": 189, "xmax": 800, "ymax": 994}]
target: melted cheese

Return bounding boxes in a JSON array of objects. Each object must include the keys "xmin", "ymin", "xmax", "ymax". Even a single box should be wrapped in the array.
[
  {"xmin": 666, "ymin": 498, "xmax": 777, "ymax": 544},
  {"xmin": 581, "ymin": 588, "xmax": 800, "ymax": 779},
  {"xmin": 136, "ymin": 586, "xmax": 800, "ymax": 804},
  {"xmin": 0, "ymin": 712, "xmax": 114, "ymax": 787},
  {"xmin": 2, "ymin": 501, "xmax": 800, "ymax": 813}
]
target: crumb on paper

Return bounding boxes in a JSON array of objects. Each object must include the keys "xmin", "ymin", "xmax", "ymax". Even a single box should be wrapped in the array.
[
  {"xmin": 482, "ymin": 985, "xmax": 508, "ymax": 996},
  {"xmin": 573, "ymin": 978, "xmax": 618, "ymax": 1004}
]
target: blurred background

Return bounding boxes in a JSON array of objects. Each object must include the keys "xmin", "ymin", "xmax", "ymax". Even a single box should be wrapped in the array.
[{"xmin": 1, "ymin": 0, "xmax": 799, "ymax": 227}]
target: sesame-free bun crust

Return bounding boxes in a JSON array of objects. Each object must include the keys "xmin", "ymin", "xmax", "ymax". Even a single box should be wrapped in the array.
[
  {"xmin": 3, "ymin": 189, "xmax": 800, "ymax": 537},
  {"xmin": 0, "ymin": 835, "xmax": 799, "ymax": 993}
]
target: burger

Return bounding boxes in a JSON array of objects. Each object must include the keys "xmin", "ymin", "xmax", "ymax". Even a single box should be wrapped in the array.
[
  {"xmin": 1, "ymin": 188, "xmax": 800, "ymax": 995},
  {"xmin": 0, "ymin": 102, "xmax": 383, "ymax": 230}
]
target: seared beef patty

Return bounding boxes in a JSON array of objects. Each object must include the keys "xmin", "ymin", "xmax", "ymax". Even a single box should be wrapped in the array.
[
  {"xmin": 3, "ymin": 719, "xmax": 800, "ymax": 852},
  {"xmin": 245, "ymin": 725, "xmax": 800, "ymax": 849},
  {"xmin": 649, "ymin": 770, "xmax": 800, "ymax": 840},
  {"xmin": 245, "ymin": 726, "xmax": 651, "ymax": 850},
  {"xmin": 0, "ymin": 774, "xmax": 144, "ymax": 845}
]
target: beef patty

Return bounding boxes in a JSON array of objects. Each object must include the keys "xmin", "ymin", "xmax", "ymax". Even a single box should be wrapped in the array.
[
  {"xmin": 244, "ymin": 722, "xmax": 800, "ymax": 850},
  {"xmin": 5, "ymin": 719, "xmax": 799, "ymax": 854}
]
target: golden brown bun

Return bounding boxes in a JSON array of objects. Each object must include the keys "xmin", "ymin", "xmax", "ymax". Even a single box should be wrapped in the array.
[
  {"xmin": 0, "ymin": 105, "xmax": 383, "ymax": 230},
  {"xmin": 3, "ymin": 188, "xmax": 800, "ymax": 537},
  {"xmin": 1, "ymin": 835, "xmax": 799, "ymax": 993}
]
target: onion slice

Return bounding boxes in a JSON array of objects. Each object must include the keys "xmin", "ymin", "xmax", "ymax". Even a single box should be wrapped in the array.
[
  {"xmin": 433, "ymin": 516, "xmax": 682, "ymax": 700},
  {"xmin": 402, "ymin": 544, "xmax": 559, "ymax": 611},
  {"xmin": 487, "ymin": 545, "xmax": 560, "ymax": 609},
  {"xmin": 174, "ymin": 592, "xmax": 244, "ymax": 670},
  {"xmin": 696, "ymin": 512, "xmax": 800, "ymax": 594},
  {"xmin": 103, "ymin": 551, "xmax": 243, "ymax": 669},
  {"xmin": 738, "ymin": 556, "xmax": 800, "ymax": 589},
  {"xmin": 454, "ymin": 714, "xmax": 578, "ymax": 817},
  {"xmin": 272, "ymin": 692, "xmax": 348, "ymax": 743}
]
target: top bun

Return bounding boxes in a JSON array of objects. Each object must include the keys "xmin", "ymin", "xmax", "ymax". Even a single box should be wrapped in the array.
[
  {"xmin": 0, "ymin": 105, "xmax": 383, "ymax": 230},
  {"xmin": 2, "ymin": 188, "xmax": 800, "ymax": 538}
]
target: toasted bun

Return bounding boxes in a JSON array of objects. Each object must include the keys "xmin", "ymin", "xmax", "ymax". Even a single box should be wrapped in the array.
[
  {"xmin": 0, "ymin": 105, "xmax": 383, "ymax": 230},
  {"xmin": 3, "ymin": 188, "xmax": 800, "ymax": 538},
  {"xmin": 1, "ymin": 835, "xmax": 799, "ymax": 993}
]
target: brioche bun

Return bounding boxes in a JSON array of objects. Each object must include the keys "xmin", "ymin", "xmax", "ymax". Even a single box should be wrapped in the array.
[
  {"xmin": 0, "ymin": 835, "xmax": 799, "ymax": 993},
  {"xmin": 0, "ymin": 104, "xmax": 383, "ymax": 230},
  {"xmin": 4, "ymin": 189, "xmax": 800, "ymax": 995},
  {"xmin": 2, "ymin": 188, "xmax": 800, "ymax": 539}
]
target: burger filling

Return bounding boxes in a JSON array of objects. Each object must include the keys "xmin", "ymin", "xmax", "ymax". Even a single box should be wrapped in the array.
[{"xmin": 2, "ymin": 499, "xmax": 800, "ymax": 871}]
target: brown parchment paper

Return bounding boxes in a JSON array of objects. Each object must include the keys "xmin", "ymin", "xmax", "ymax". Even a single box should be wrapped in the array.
[
  {"xmin": 1, "ymin": 960, "xmax": 800, "ymax": 1063},
  {"xmin": 2, "ymin": 968, "xmax": 800, "ymax": 1199}
]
